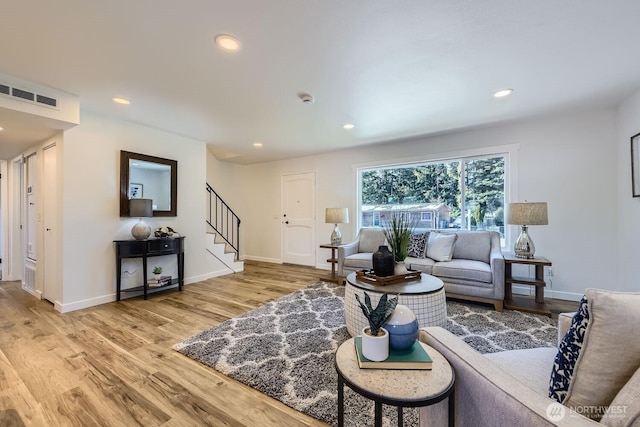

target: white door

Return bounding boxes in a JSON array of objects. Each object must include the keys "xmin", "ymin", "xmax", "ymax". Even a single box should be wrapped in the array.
[
  {"xmin": 43, "ymin": 144, "xmax": 58, "ymax": 302},
  {"xmin": 282, "ymin": 172, "xmax": 316, "ymax": 266}
]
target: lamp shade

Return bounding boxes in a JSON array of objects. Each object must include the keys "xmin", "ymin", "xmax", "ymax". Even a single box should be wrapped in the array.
[
  {"xmin": 130, "ymin": 198, "xmax": 153, "ymax": 217},
  {"xmin": 506, "ymin": 202, "xmax": 548, "ymax": 225},
  {"xmin": 325, "ymin": 208, "xmax": 349, "ymax": 224}
]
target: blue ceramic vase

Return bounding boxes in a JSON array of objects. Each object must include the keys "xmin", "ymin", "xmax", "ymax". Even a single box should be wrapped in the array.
[{"xmin": 385, "ymin": 304, "xmax": 419, "ymax": 350}]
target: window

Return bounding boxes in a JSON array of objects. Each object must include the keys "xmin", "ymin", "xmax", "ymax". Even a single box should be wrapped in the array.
[{"xmin": 359, "ymin": 154, "xmax": 506, "ymax": 237}]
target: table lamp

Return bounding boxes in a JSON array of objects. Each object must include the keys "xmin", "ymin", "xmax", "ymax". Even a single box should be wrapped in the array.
[
  {"xmin": 506, "ymin": 202, "xmax": 548, "ymax": 259},
  {"xmin": 130, "ymin": 198, "xmax": 153, "ymax": 240},
  {"xmin": 325, "ymin": 208, "xmax": 349, "ymax": 245}
]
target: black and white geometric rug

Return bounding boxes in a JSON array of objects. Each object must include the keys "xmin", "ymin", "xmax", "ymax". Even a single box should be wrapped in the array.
[{"xmin": 173, "ymin": 282, "xmax": 557, "ymax": 426}]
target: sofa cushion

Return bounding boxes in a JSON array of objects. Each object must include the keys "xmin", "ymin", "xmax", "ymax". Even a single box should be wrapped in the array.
[
  {"xmin": 550, "ymin": 289, "xmax": 640, "ymax": 421},
  {"xmin": 426, "ymin": 232, "xmax": 457, "ymax": 262},
  {"xmin": 408, "ymin": 232, "xmax": 429, "ymax": 258},
  {"xmin": 451, "ymin": 231, "xmax": 491, "ymax": 263},
  {"xmin": 358, "ymin": 228, "xmax": 386, "ymax": 254},
  {"xmin": 601, "ymin": 364, "xmax": 640, "ymax": 427},
  {"xmin": 432, "ymin": 259, "xmax": 492, "ymax": 284},
  {"xmin": 405, "ymin": 256, "xmax": 435, "ymax": 274},
  {"xmin": 344, "ymin": 253, "xmax": 375, "ymax": 270},
  {"xmin": 485, "ymin": 347, "xmax": 558, "ymax": 395}
]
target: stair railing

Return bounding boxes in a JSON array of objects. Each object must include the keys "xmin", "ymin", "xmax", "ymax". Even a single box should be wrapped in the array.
[{"xmin": 206, "ymin": 183, "xmax": 240, "ymax": 259}]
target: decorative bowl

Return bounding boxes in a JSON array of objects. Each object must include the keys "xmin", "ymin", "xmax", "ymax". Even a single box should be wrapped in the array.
[{"xmin": 385, "ymin": 304, "xmax": 419, "ymax": 350}]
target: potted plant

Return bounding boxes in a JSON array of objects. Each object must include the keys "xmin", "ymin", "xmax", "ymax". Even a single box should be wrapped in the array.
[
  {"xmin": 383, "ymin": 211, "xmax": 415, "ymax": 274},
  {"xmin": 152, "ymin": 266, "xmax": 163, "ymax": 280},
  {"xmin": 355, "ymin": 292, "xmax": 398, "ymax": 361}
]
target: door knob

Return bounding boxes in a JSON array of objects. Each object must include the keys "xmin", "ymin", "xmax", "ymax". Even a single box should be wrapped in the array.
[{"xmin": 285, "ymin": 221, "xmax": 289, "ymax": 224}]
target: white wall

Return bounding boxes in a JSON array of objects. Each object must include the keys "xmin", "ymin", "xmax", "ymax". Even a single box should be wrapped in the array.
[
  {"xmin": 617, "ymin": 89, "xmax": 640, "ymax": 290},
  {"xmin": 233, "ymin": 108, "xmax": 618, "ymax": 301},
  {"xmin": 60, "ymin": 111, "xmax": 225, "ymax": 312}
]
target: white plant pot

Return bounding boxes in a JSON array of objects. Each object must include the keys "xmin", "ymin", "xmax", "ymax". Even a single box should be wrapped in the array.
[
  {"xmin": 154, "ymin": 273, "xmax": 161, "ymax": 280},
  {"xmin": 394, "ymin": 261, "xmax": 408, "ymax": 275},
  {"xmin": 361, "ymin": 327, "xmax": 389, "ymax": 361}
]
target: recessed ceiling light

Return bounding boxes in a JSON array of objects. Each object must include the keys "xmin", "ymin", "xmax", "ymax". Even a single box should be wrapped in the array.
[
  {"xmin": 253, "ymin": 142, "xmax": 263, "ymax": 148},
  {"xmin": 215, "ymin": 34, "xmax": 241, "ymax": 52},
  {"xmin": 343, "ymin": 123, "xmax": 355, "ymax": 130},
  {"xmin": 494, "ymin": 88, "xmax": 513, "ymax": 98},
  {"xmin": 0, "ymin": 125, "xmax": 4, "ymax": 131},
  {"xmin": 112, "ymin": 97, "xmax": 130, "ymax": 105}
]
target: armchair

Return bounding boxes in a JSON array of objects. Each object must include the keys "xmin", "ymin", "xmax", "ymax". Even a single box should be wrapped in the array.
[{"xmin": 337, "ymin": 227, "xmax": 386, "ymax": 278}]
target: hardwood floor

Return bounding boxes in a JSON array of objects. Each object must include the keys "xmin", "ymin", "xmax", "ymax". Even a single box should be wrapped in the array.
[{"xmin": 0, "ymin": 261, "xmax": 579, "ymax": 426}]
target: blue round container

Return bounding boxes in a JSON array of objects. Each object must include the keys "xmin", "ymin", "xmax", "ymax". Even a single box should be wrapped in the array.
[{"xmin": 385, "ymin": 305, "xmax": 419, "ymax": 350}]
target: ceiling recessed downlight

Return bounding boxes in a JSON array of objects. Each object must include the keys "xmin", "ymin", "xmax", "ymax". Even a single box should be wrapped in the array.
[
  {"xmin": 0, "ymin": 126, "xmax": 4, "ymax": 131},
  {"xmin": 253, "ymin": 142, "xmax": 263, "ymax": 148},
  {"xmin": 494, "ymin": 88, "xmax": 513, "ymax": 98},
  {"xmin": 343, "ymin": 123, "xmax": 355, "ymax": 130},
  {"xmin": 112, "ymin": 97, "xmax": 130, "ymax": 105},
  {"xmin": 215, "ymin": 34, "xmax": 241, "ymax": 52}
]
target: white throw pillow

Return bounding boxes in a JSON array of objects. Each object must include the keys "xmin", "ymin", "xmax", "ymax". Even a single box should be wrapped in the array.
[{"xmin": 426, "ymin": 232, "xmax": 457, "ymax": 262}]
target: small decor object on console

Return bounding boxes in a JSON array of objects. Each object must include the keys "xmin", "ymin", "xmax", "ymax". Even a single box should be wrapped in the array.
[
  {"xmin": 154, "ymin": 226, "xmax": 178, "ymax": 238},
  {"xmin": 147, "ymin": 276, "xmax": 172, "ymax": 288},
  {"xmin": 385, "ymin": 304, "xmax": 419, "ymax": 351},
  {"xmin": 355, "ymin": 291, "xmax": 398, "ymax": 361},
  {"xmin": 130, "ymin": 198, "xmax": 153, "ymax": 240},
  {"xmin": 152, "ymin": 266, "xmax": 163, "ymax": 280}
]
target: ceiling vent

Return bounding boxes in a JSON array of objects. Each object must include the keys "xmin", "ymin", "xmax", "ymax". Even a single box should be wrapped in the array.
[{"xmin": 0, "ymin": 81, "xmax": 59, "ymax": 110}]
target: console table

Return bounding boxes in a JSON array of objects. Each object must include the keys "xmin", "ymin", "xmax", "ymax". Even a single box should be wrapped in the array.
[
  {"xmin": 319, "ymin": 243, "xmax": 344, "ymax": 284},
  {"xmin": 114, "ymin": 236, "xmax": 185, "ymax": 301}
]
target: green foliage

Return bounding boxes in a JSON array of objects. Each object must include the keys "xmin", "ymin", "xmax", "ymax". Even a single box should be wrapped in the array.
[
  {"xmin": 494, "ymin": 206, "xmax": 504, "ymax": 226},
  {"xmin": 383, "ymin": 212, "xmax": 415, "ymax": 261},
  {"xmin": 355, "ymin": 292, "xmax": 398, "ymax": 336},
  {"xmin": 474, "ymin": 203, "xmax": 486, "ymax": 227},
  {"xmin": 153, "ymin": 266, "xmax": 163, "ymax": 274}
]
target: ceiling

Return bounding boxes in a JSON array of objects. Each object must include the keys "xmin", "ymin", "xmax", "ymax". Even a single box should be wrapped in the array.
[{"xmin": 1, "ymin": 1, "xmax": 640, "ymax": 164}]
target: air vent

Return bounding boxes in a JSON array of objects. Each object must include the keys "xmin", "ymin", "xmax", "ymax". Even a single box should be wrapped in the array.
[
  {"xmin": 36, "ymin": 94, "xmax": 57, "ymax": 107},
  {"xmin": 12, "ymin": 87, "xmax": 35, "ymax": 101},
  {"xmin": 0, "ymin": 81, "xmax": 59, "ymax": 110}
]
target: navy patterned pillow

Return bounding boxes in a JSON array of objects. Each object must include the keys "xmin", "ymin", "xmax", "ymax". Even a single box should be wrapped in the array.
[
  {"xmin": 408, "ymin": 232, "xmax": 428, "ymax": 258},
  {"xmin": 549, "ymin": 296, "xmax": 591, "ymax": 403}
]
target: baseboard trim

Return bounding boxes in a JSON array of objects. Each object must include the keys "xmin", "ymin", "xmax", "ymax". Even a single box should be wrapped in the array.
[{"xmin": 243, "ymin": 255, "xmax": 282, "ymax": 264}]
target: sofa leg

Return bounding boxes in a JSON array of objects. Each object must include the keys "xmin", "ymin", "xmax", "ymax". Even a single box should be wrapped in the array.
[{"xmin": 494, "ymin": 300, "xmax": 504, "ymax": 312}]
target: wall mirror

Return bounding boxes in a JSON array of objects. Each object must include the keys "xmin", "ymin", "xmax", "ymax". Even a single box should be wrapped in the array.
[{"xmin": 120, "ymin": 150, "xmax": 177, "ymax": 217}]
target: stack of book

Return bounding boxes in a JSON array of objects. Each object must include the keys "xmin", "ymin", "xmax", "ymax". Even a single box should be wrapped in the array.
[
  {"xmin": 147, "ymin": 276, "xmax": 172, "ymax": 288},
  {"xmin": 354, "ymin": 336, "xmax": 433, "ymax": 370}
]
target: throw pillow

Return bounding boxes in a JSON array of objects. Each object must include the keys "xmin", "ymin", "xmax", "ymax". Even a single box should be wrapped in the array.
[
  {"xmin": 408, "ymin": 232, "xmax": 428, "ymax": 258},
  {"xmin": 549, "ymin": 296, "xmax": 590, "ymax": 404},
  {"xmin": 549, "ymin": 289, "xmax": 640, "ymax": 421},
  {"xmin": 426, "ymin": 232, "xmax": 457, "ymax": 262},
  {"xmin": 600, "ymin": 365, "xmax": 640, "ymax": 427}
]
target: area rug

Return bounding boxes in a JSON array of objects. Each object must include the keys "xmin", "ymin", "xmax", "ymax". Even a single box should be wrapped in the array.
[{"xmin": 173, "ymin": 282, "xmax": 557, "ymax": 426}]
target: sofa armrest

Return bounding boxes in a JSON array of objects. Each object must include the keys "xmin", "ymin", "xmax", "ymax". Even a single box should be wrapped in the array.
[
  {"xmin": 489, "ymin": 236, "xmax": 505, "ymax": 299},
  {"xmin": 337, "ymin": 240, "xmax": 360, "ymax": 276},
  {"xmin": 418, "ymin": 327, "xmax": 599, "ymax": 427}
]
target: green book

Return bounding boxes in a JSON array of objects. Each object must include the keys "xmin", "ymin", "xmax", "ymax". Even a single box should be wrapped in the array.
[{"xmin": 354, "ymin": 336, "xmax": 433, "ymax": 370}]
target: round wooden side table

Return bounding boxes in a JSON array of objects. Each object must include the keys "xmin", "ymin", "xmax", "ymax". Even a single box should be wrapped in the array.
[{"xmin": 334, "ymin": 337, "xmax": 455, "ymax": 427}]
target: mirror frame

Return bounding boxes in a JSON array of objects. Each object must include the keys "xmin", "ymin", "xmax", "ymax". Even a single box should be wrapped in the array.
[{"xmin": 120, "ymin": 150, "xmax": 178, "ymax": 217}]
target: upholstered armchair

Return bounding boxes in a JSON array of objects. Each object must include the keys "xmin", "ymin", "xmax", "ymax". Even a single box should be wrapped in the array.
[{"xmin": 337, "ymin": 227, "xmax": 387, "ymax": 278}]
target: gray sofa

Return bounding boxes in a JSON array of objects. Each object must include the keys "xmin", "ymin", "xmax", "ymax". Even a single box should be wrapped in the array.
[{"xmin": 337, "ymin": 228, "xmax": 505, "ymax": 311}]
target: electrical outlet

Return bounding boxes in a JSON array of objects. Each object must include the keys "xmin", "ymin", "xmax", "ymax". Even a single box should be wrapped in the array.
[{"xmin": 547, "ymin": 267, "xmax": 553, "ymax": 277}]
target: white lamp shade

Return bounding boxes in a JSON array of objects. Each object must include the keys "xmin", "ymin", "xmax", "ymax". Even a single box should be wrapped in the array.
[
  {"xmin": 506, "ymin": 202, "xmax": 548, "ymax": 225},
  {"xmin": 325, "ymin": 208, "xmax": 349, "ymax": 224}
]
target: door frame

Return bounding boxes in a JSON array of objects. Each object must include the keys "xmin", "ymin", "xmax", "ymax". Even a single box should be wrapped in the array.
[{"xmin": 281, "ymin": 171, "xmax": 317, "ymax": 266}]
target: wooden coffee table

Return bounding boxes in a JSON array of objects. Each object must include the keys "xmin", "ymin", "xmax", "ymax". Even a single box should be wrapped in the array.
[
  {"xmin": 335, "ymin": 337, "xmax": 455, "ymax": 427},
  {"xmin": 344, "ymin": 272, "xmax": 447, "ymax": 336}
]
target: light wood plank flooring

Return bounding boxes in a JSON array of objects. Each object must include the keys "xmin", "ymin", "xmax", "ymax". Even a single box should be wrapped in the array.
[{"xmin": 0, "ymin": 261, "xmax": 578, "ymax": 427}]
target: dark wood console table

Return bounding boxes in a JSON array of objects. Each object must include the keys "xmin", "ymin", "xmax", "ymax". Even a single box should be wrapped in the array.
[
  {"xmin": 114, "ymin": 236, "xmax": 185, "ymax": 300},
  {"xmin": 504, "ymin": 253, "xmax": 552, "ymax": 316}
]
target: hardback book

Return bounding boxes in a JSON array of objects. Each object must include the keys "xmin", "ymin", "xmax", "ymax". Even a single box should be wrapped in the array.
[
  {"xmin": 147, "ymin": 276, "xmax": 172, "ymax": 287},
  {"xmin": 354, "ymin": 336, "xmax": 433, "ymax": 370}
]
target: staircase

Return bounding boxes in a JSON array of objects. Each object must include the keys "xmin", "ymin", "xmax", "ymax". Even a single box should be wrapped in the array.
[{"xmin": 206, "ymin": 183, "xmax": 243, "ymax": 273}]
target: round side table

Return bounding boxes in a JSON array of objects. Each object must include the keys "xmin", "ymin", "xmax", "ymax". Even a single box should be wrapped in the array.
[{"xmin": 335, "ymin": 337, "xmax": 455, "ymax": 427}]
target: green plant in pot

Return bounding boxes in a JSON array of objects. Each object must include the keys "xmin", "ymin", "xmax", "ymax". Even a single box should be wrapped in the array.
[
  {"xmin": 152, "ymin": 266, "xmax": 163, "ymax": 280},
  {"xmin": 383, "ymin": 211, "xmax": 415, "ymax": 274},
  {"xmin": 355, "ymin": 292, "xmax": 398, "ymax": 361}
]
